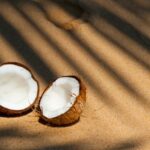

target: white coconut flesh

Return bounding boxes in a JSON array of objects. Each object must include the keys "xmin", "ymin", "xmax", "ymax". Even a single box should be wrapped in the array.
[
  {"xmin": 40, "ymin": 77, "xmax": 80, "ymax": 118},
  {"xmin": 0, "ymin": 64, "xmax": 38, "ymax": 111}
]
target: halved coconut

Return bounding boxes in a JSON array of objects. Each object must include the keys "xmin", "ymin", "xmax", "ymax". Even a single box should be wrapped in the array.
[
  {"xmin": 39, "ymin": 76, "xmax": 86, "ymax": 126},
  {"xmin": 0, "ymin": 63, "xmax": 39, "ymax": 115}
]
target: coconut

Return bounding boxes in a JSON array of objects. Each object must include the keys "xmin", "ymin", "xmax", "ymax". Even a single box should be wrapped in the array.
[
  {"xmin": 38, "ymin": 76, "xmax": 86, "ymax": 126},
  {"xmin": 0, "ymin": 63, "xmax": 39, "ymax": 115}
]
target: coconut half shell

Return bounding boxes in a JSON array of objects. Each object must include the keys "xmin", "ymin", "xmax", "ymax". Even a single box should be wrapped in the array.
[
  {"xmin": 38, "ymin": 76, "xmax": 86, "ymax": 126},
  {"xmin": 0, "ymin": 62, "xmax": 39, "ymax": 115}
]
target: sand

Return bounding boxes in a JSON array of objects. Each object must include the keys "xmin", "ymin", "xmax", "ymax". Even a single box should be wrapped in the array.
[{"xmin": 0, "ymin": 0, "xmax": 150, "ymax": 149}]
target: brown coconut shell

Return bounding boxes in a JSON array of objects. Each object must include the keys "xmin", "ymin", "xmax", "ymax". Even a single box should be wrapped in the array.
[
  {"xmin": 0, "ymin": 62, "xmax": 39, "ymax": 116},
  {"xmin": 38, "ymin": 76, "xmax": 86, "ymax": 126}
]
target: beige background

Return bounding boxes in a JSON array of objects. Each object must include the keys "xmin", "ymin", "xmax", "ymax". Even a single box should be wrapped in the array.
[{"xmin": 0, "ymin": 0, "xmax": 150, "ymax": 149}]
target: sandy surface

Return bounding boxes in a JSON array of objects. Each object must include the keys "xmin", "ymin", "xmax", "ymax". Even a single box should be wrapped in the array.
[{"xmin": 0, "ymin": 0, "xmax": 150, "ymax": 150}]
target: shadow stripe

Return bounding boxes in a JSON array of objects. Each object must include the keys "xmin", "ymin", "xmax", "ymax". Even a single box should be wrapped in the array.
[
  {"xmin": 67, "ymin": 31, "xmax": 150, "ymax": 106},
  {"xmin": 48, "ymin": 0, "xmax": 150, "ymax": 70},
  {"xmin": 91, "ymin": 23, "xmax": 150, "ymax": 70},
  {"xmin": 0, "ymin": 15, "xmax": 57, "ymax": 83},
  {"xmin": 78, "ymin": 0, "xmax": 150, "ymax": 51},
  {"xmin": 114, "ymin": 0, "xmax": 150, "ymax": 25},
  {"xmin": 9, "ymin": 3, "xmax": 115, "ymax": 106}
]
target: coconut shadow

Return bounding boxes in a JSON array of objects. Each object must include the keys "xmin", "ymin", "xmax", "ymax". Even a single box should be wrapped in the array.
[
  {"xmin": 0, "ymin": 107, "xmax": 34, "ymax": 118},
  {"xmin": 38, "ymin": 117, "xmax": 80, "ymax": 128}
]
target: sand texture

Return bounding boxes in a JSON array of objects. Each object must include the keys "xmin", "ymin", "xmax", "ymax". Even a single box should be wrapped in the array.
[{"xmin": 0, "ymin": 0, "xmax": 150, "ymax": 150}]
